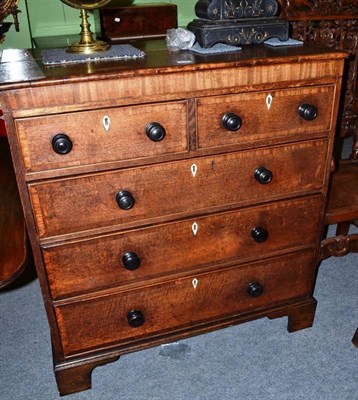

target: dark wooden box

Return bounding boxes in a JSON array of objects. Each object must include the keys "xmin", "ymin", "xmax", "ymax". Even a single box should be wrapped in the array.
[{"xmin": 99, "ymin": 3, "xmax": 177, "ymax": 42}]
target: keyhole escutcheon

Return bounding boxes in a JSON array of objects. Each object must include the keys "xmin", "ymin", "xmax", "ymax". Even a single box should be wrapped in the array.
[
  {"xmin": 192, "ymin": 278, "xmax": 198, "ymax": 289},
  {"xmin": 103, "ymin": 115, "xmax": 110, "ymax": 132}
]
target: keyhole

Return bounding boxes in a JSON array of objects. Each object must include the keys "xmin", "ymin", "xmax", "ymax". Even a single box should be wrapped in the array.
[
  {"xmin": 103, "ymin": 115, "xmax": 110, "ymax": 132},
  {"xmin": 191, "ymin": 163, "xmax": 198, "ymax": 177},
  {"xmin": 266, "ymin": 94, "xmax": 273, "ymax": 110},
  {"xmin": 192, "ymin": 222, "xmax": 198, "ymax": 236},
  {"xmin": 192, "ymin": 278, "xmax": 198, "ymax": 289}
]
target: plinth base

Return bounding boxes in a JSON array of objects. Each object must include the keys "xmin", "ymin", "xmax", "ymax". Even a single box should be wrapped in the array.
[
  {"xmin": 67, "ymin": 39, "xmax": 110, "ymax": 54},
  {"xmin": 187, "ymin": 18, "xmax": 289, "ymax": 48}
]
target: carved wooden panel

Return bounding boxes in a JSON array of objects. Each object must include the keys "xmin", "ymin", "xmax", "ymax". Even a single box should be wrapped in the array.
[
  {"xmin": 278, "ymin": 0, "xmax": 357, "ymax": 18},
  {"xmin": 278, "ymin": 0, "xmax": 358, "ymax": 159}
]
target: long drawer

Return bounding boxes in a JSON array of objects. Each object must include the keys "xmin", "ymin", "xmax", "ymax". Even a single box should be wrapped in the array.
[
  {"xmin": 29, "ymin": 139, "xmax": 328, "ymax": 239},
  {"xmin": 16, "ymin": 101, "xmax": 189, "ymax": 174},
  {"xmin": 197, "ymin": 85, "xmax": 334, "ymax": 150},
  {"xmin": 44, "ymin": 195, "xmax": 323, "ymax": 299},
  {"xmin": 55, "ymin": 250, "xmax": 316, "ymax": 356}
]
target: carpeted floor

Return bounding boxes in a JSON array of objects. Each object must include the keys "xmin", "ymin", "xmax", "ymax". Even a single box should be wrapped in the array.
[{"xmin": 1, "ymin": 240, "xmax": 357, "ymax": 400}]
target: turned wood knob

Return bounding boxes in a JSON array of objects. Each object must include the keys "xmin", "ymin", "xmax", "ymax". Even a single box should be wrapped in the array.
[
  {"xmin": 146, "ymin": 122, "xmax": 166, "ymax": 142},
  {"xmin": 127, "ymin": 310, "xmax": 145, "ymax": 328},
  {"xmin": 298, "ymin": 103, "xmax": 318, "ymax": 121},
  {"xmin": 251, "ymin": 227, "xmax": 269, "ymax": 243},
  {"xmin": 115, "ymin": 190, "xmax": 135, "ymax": 210},
  {"xmin": 254, "ymin": 167, "xmax": 273, "ymax": 184},
  {"xmin": 221, "ymin": 113, "xmax": 242, "ymax": 131},
  {"xmin": 247, "ymin": 282, "xmax": 264, "ymax": 297},
  {"xmin": 52, "ymin": 134, "xmax": 73, "ymax": 155},
  {"xmin": 122, "ymin": 251, "xmax": 141, "ymax": 271}
]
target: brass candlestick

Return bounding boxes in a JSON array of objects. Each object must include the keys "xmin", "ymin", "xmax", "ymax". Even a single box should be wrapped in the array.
[
  {"xmin": 61, "ymin": 0, "xmax": 111, "ymax": 54},
  {"xmin": 67, "ymin": 8, "xmax": 109, "ymax": 53}
]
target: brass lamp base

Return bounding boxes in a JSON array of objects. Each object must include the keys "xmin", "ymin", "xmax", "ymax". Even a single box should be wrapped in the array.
[
  {"xmin": 67, "ymin": 8, "xmax": 110, "ymax": 54},
  {"xmin": 67, "ymin": 39, "xmax": 110, "ymax": 54}
]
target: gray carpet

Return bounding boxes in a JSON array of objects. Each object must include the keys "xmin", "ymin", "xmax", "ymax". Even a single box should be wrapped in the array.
[{"xmin": 1, "ymin": 238, "xmax": 357, "ymax": 399}]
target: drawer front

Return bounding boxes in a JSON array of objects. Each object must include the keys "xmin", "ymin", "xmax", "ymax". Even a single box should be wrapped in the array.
[
  {"xmin": 55, "ymin": 250, "xmax": 316, "ymax": 356},
  {"xmin": 197, "ymin": 86, "xmax": 334, "ymax": 150},
  {"xmin": 29, "ymin": 139, "xmax": 328, "ymax": 238},
  {"xmin": 44, "ymin": 196, "xmax": 323, "ymax": 299},
  {"xmin": 16, "ymin": 101, "xmax": 188, "ymax": 173}
]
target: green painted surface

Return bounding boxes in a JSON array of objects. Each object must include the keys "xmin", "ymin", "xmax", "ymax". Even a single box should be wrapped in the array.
[
  {"xmin": 1, "ymin": 2, "xmax": 32, "ymax": 49},
  {"xmin": 1, "ymin": 0, "xmax": 196, "ymax": 49}
]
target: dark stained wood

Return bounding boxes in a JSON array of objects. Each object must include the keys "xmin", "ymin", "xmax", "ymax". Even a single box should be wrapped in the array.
[
  {"xmin": 325, "ymin": 163, "xmax": 358, "ymax": 225},
  {"xmin": 0, "ymin": 40, "xmax": 347, "ymax": 394},
  {"xmin": 320, "ymin": 234, "xmax": 358, "ymax": 260},
  {"xmin": 320, "ymin": 162, "xmax": 358, "ymax": 259},
  {"xmin": 278, "ymin": 0, "xmax": 357, "ymax": 20},
  {"xmin": 278, "ymin": 0, "xmax": 358, "ymax": 141},
  {"xmin": 352, "ymin": 328, "xmax": 358, "ymax": 348},
  {"xmin": 0, "ymin": 137, "xmax": 28, "ymax": 288},
  {"xmin": 99, "ymin": 3, "xmax": 177, "ymax": 41},
  {"xmin": 285, "ymin": 0, "xmax": 358, "ymax": 263}
]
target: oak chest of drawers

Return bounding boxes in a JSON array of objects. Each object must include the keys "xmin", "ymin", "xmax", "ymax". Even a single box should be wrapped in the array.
[{"xmin": 0, "ymin": 41, "xmax": 346, "ymax": 395}]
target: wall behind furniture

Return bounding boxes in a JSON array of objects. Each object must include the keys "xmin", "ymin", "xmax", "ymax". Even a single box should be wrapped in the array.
[
  {"xmin": 1, "ymin": 1, "xmax": 32, "ymax": 49},
  {"xmin": 1, "ymin": 0, "xmax": 195, "ymax": 49}
]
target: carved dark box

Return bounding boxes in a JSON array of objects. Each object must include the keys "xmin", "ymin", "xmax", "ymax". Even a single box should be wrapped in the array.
[{"xmin": 188, "ymin": 0, "xmax": 289, "ymax": 47}]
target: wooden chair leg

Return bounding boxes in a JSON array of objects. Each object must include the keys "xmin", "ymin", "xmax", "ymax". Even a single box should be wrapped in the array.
[
  {"xmin": 320, "ymin": 233, "xmax": 358, "ymax": 260},
  {"xmin": 336, "ymin": 221, "xmax": 351, "ymax": 236},
  {"xmin": 352, "ymin": 328, "xmax": 358, "ymax": 348}
]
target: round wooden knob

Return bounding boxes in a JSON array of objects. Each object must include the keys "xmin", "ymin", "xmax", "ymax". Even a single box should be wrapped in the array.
[
  {"xmin": 221, "ymin": 113, "xmax": 242, "ymax": 131},
  {"xmin": 146, "ymin": 122, "xmax": 166, "ymax": 142},
  {"xmin": 247, "ymin": 282, "xmax": 264, "ymax": 297},
  {"xmin": 127, "ymin": 310, "xmax": 145, "ymax": 328},
  {"xmin": 251, "ymin": 227, "xmax": 269, "ymax": 243},
  {"xmin": 298, "ymin": 103, "xmax": 318, "ymax": 121},
  {"xmin": 52, "ymin": 134, "xmax": 73, "ymax": 155},
  {"xmin": 254, "ymin": 167, "xmax": 273, "ymax": 185},
  {"xmin": 115, "ymin": 190, "xmax": 135, "ymax": 210},
  {"xmin": 122, "ymin": 251, "xmax": 141, "ymax": 271}
]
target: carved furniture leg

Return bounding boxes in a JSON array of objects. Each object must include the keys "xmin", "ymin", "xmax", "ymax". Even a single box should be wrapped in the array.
[
  {"xmin": 352, "ymin": 328, "xmax": 358, "ymax": 348},
  {"xmin": 320, "ymin": 234, "xmax": 358, "ymax": 260},
  {"xmin": 55, "ymin": 355, "xmax": 120, "ymax": 396},
  {"xmin": 267, "ymin": 298, "xmax": 317, "ymax": 333}
]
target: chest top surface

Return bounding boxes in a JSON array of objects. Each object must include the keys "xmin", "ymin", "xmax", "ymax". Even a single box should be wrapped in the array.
[{"xmin": 0, "ymin": 39, "xmax": 347, "ymax": 89}]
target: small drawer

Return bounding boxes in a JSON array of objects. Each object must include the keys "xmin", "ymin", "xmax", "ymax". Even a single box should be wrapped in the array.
[
  {"xmin": 29, "ymin": 139, "xmax": 328, "ymax": 239},
  {"xmin": 55, "ymin": 250, "xmax": 316, "ymax": 356},
  {"xmin": 197, "ymin": 86, "xmax": 334, "ymax": 150},
  {"xmin": 44, "ymin": 195, "xmax": 323, "ymax": 299},
  {"xmin": 15, "ymin": 101, "xmax": 188, "ymax": 174}
]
